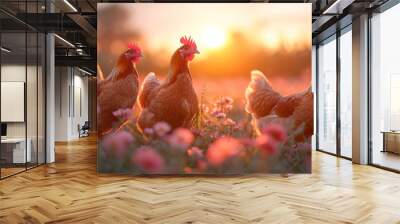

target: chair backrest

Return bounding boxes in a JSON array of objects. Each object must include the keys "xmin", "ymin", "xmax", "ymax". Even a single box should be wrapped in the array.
[{"xmin": 82, "ymin": 121, "xmax": 90, "ymax": 129}]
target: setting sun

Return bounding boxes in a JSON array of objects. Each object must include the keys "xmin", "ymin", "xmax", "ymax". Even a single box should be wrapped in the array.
[
  {"xmin": 201, "ymin": 27, "xmax": 227, "ymax": 49},
  {"xmin": 262, "ymin": 30, "xmax": 281, "ymax": 50}
]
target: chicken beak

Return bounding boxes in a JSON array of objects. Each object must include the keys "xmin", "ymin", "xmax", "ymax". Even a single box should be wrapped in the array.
[{"xmin": 195, "ymin": 49, "xmax": 200, "ymax": 54}]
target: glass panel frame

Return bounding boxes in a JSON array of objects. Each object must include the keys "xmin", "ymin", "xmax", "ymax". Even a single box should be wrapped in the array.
[
  {"xmin": 0, "ymin": 30, "xmax": 28, "ymax": 178},
  {"xmin": 0, "ymin": 0, "xmax": 47, "ymax": 180},
  {"xmin": 317, "ymin": 35, "xmax": 337, "ymax": 155},
  {"xmin": 369, "ymin": 3, "xmax": 400, "ymax": 172},
  {"xmin": 315, "ymin": 25, "xmax": 353, "ymax": 160}
]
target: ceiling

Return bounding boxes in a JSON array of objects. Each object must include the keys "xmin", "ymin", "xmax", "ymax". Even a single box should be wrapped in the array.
[{"xmin": 0, "ymin": 0, "xmax": 391, "ymax": 74}]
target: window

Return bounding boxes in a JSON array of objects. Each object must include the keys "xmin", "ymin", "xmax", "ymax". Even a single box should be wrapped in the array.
[
  {"xmin": 339, "ymin": 28, "xmax": 352, "ymax": 158},
  {"xmin": 312, "ymin": 45, "xmax": 317, "ymax": 150},
  {"xmin": 370, "ymin": 3, "xmax": 400, "ymax": 171},
  {"xmin": 317, "ymin": 36, "xmax": 337, "ymax": 154}
]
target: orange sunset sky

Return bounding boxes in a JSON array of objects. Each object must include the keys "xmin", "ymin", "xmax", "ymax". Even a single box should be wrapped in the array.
[{"xmin": 98, "ymin": 3, "xmax": 311, "ymax": 96}]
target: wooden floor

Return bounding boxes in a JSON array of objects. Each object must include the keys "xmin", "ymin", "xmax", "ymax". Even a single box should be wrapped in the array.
[
  {"xmin": 372, "ymin": 150, "xmax": 400, "ymax": 171},
  {"xmin": 1, "ymin": 136, "xmax": 400, "ymax": 224}
]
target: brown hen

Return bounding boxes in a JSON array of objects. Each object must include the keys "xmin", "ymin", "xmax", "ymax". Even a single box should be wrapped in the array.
[
  {"xmin": 245, "ymin": 70, "xmax": 313, "ymax": 141},
  {"xmin": 97, "ymin": 43, "xmax": 142, "ymax": 136},
  {"xmin": 137, "ymin": 36, "xmax": 199, "ymax": 132}
]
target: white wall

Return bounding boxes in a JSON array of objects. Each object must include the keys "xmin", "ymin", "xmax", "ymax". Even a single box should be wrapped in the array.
[
  {"xmin": 1, "ymin": 65, "xmax": 37, "ymax": 138},
  {"xmin": 55, "ymin": 67, "xmax": 69, "ymax": 141},
  {"xmin": 1, "ymin": 63, "xmax": 46, "ymax": 164},
  {"xmin": 1, "ymin": 65, "xmax": 26, "ymax": 137},
  {"xmin": 54, "ymin": 67, "xmax": 89, "ymax": 141}
]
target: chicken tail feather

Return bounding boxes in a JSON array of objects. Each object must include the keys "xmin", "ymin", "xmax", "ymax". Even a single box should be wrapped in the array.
[
  {"xmin": 245, "ymin": 70, "xmax": 281, "ymax": 118},
  {"xmin": 139, "ymin": 72, "xmax": 160, "ymax": 108}
]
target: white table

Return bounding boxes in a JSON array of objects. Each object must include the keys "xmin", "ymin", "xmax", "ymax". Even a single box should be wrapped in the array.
[{"xmin": 1, "ymin": 138, "xmax": 32, "ymax": 163}]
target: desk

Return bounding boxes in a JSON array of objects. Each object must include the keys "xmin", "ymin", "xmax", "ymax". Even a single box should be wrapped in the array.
[
  {"xmin": 1, "ymin": 138, "xmax": 31, "ymax": 163},
  {"xmin": 382, "ymin": 131, "xmax": 400, "ymax": 154}
]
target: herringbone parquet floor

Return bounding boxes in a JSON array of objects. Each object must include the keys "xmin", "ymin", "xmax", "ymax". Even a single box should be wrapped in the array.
[{"xmin": 1, "ymin": 135, "xmax": 400, "ymax": 224}]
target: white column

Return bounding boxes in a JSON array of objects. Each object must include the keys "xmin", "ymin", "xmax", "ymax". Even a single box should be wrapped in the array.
[
  {"xmin": 352, "ymin": 14, "xmax": 369, "ymax": 164},
  {"xmin": 45, "ymin": 0, "xmax": 55, "ymax": 163},
  {"xmin": 46, "ymin": 33, "xmax": 55, "ymax": 163}
]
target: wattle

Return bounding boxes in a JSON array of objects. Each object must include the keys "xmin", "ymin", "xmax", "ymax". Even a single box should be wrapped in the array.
[{"xmin": 186, "ymin": 54, "xmax": 195, "ymax": 61}]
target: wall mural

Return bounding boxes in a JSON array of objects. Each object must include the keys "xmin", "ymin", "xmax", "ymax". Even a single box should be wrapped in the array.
[{"xmin": 97, "ymin": 3, "xmax": 312, "ymax": 174}]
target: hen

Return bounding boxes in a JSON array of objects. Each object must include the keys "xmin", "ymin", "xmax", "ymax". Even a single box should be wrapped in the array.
[
  {"xmin": 137, "ymin": 36, "xmax": 199, "ymax": 132},
  {"xmin": 245, "ymin": 70, "xmax": 313, "ymax": 142},
  {"xmin": 98, "ymin": 43, "xmax": 143, "ymax": 135}
]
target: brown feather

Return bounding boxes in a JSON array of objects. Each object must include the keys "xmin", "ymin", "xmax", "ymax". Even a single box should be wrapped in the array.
[
  {"xmin": 98, "ymin": 53, "xmax": 139, "ymax": 135},
  {"xmin": 245, "ymin": 70, "xmax": 281, "ymax": 118},
  {"xmin": 293, "ymin": 90, "xmax": 314, "ymax": 141},
  {"xmin": 272, "ymin": 88, "xmax": 310, "ymax": 117},
  {"xmin": 245, "ymin": 70, "xmax": 313, "ymax": 142},
  {"xmin": 139, "ymin": 73, "xmax": 160, "ymax": 108},
  {"xmin": 137, "ymin": 47, "xmax": 198, "ymax": 132}
]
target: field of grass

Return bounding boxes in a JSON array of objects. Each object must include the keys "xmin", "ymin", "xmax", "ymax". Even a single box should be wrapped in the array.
[{"xmin": 99, "ymin": 77, "xmax": 311, "ymax": 174}]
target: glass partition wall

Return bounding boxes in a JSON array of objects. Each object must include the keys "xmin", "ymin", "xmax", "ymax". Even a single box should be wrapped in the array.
[
  {"xmin": 339, "ymin": 27, "xmax": 352, "ymax": 159},
  {"xmin": 0, "ymin": 2, "xmax": 46, "ymax": 179},
  {"xmin": 316, "ymin": 26, "xmax": 352, "ymax": 159},
  {"xmin": 370, "ymin": 3, "xmax": 400, "ymax": 171},
  {"xmin": 317, "ymin": 35, "xmax": 337, "ymax": 155}
]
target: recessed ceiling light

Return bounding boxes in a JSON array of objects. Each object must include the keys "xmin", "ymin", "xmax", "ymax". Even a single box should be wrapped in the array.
[
  {"xmin": 323, "ymin": 0, "xmax": 354, "ymax": 15},
  {"xmin": 77, "ymin": 67, "xmax": 93, "ymax": 76},
  {"xmin": 63, "ymin": 0, "xmax": 78, "ymax": 12},
  {"xmin": 1, "ymin": 47, "xmax": 11, "ymax": 53},
  {"xmin": 54, "ymin": 34, "xmax": 75, "ymax": 48}
]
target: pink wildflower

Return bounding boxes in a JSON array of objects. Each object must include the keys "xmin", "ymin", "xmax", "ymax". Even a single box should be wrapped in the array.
[
  {"xmin": 239, "ymin": 138, "xmax": 256, "ymax": 147},
  {"xmin": 214, "ymin": 112, "xmax": 226, "ymax": 119},
  {"xmin": 223, "ymin": 118, "xmax": 236, "ymax": 126},
  {"xmin": 206, "ymin": 137, "xmax": 243, "ymax": 166},
  {"xmin": 153, "ymin": 122, "xmax": 171, "ymax": 137},
  {"xmin": 225, "ymin": 104, "xmax": 233, "ymax": 111},
  {"xmin": 223, "ymin": 97, "xmax": 233, "ymax": 105},
  {"xmin": 261, "ymin": 123, "xmax": 287, "ymax": 142},
  {"xmin": 187, "ymin": 146, "xmax": 204, "ymax": 158},
  {"xmin": 112, "ymin": 108, "xmax": 133, "ymax": 121},
  {"xmin": 102, "ymin": 130, "xmax": 134, "ymax": 158},
  {"xmin": 255, "ymin": 134, "xmax": 278, "ymax": 155},
  {"xmin": 211, "ymin": 109, "xmax": 221, "ymax": 116},
  {"xmin": 144, "ymin": 128, "xmax": 154, "ymax": 136},
  {"xmin": 167, "ymin": 128, "xmax": 194, "ymax": 150},
  {"xmin": 132, "ymin": 146, "xmax": 164, "ymax": 173},
  {"xmin": 197, "ymin": 160, "xmax": 208, "ymax": 171},
  {"xmin": 184, "ymin": 167, "xmax": 192, "ymax": 174}
]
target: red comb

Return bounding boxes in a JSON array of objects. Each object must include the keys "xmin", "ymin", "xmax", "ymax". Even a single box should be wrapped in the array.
[
  {"xmin": 128, "ymin": 42, "xmax": 140, "ymax": 51},
  {"xmin": 180, "ymin": 36, "xmax": 197, "ymax": 49}
]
